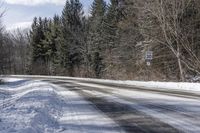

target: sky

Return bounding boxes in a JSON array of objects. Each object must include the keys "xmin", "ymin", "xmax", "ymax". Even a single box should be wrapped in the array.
[{"xmin": 2, "ymin": 0, "xmax": 109, "ymax": 31}]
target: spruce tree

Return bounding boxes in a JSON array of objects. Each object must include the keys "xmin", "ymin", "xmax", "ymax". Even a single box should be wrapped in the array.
[
  {"xmin": 102, "ymin": 0, "xmax": 122, "ymax": 78},
  {"xmin": 30, "ymin": 17, "xmax": 54, "ymax": 74},
  {"xmin": 61, "ymin": 0, "xmax": 85, "ymax": 76},
  {"xmin": 88, "ymin": 0, "xmax": 107, "ymax": 78},
  {"xmin": 51, "ymin": 15, "xmax": 65, "ymax": 74}
]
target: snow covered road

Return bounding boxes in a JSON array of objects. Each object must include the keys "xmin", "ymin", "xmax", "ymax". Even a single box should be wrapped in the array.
[
  {"xmin": 2, "ymin": 76, "xmax": 200, "ymax": 133},
  {"xmin": 48, "ymin": 79, "xmax": 200, "ymax": 133},
  {"xmin": 0, "ymin": 79, "xmax": 125, "ymax": 133}
]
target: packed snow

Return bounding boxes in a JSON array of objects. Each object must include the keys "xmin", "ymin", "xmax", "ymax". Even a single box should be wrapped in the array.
[
  {"xmin": 80, "ymin": 86, "xmax": 200, "ymax": 133},
  {"xmin": 0, "ymin": 78, "xmax": 124, "ymax": 133}
]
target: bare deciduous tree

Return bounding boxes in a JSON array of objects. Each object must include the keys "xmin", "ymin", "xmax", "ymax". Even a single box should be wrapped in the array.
[{"xmin": 138, "ymin": 0, "xmax": 200, "ymax": 81}]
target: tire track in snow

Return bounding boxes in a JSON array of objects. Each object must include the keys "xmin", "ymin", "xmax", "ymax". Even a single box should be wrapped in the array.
[
  {"xmin": 63, "ymin": 80, "xmax": 200, "ymax": 133},
  {"xmin": 50, "ymin": 80, "xmax": 179, "ymax": 133}
]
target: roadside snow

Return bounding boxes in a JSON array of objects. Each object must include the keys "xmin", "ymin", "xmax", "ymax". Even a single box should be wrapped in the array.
[
  {"xmin": 9, "ymin": 75, "xmax": 200, "ymax": 94},
  {"xmin": 2, "ymin": 78, "xmax": 24, "ymax": 82},
  {"xmin": 75, "ymin": 80, "xmax": 200, "ymax": 95},
  {"xmin": 0, "ymin": 78, "xmax": 124, "ymax": 133},
  {"xmin": 73, "ymin": 78, "xmax": 200, "ymax": 94}
]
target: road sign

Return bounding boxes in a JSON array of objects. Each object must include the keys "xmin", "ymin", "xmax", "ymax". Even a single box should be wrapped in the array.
[
  {"xmin": 145, "ymin": 51, "xmax": 153, "ymax": 61},
  {"xmin": 146, "ymin": 61, "xmax": 151, "ymax": 66}
]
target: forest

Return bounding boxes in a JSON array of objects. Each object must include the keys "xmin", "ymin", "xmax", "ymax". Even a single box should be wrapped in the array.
[{"xmin": 1, "ymin": 0, "xmax": 200, "ymax": 82}]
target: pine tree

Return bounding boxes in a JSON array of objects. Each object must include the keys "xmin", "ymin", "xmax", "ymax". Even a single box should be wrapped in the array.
[
  {"xmin": 61, "ymin": 0, "xmax": 85, "ymax": 76},
  {"xmin": 51, "ymin": 15, "xmax": 65, "ymax": 74},
  {"xmin": 102, "ymin": 0, "xmax": 123, "ymax": 78},
  {"xmin": 104, "ymin": 0, "xmax": 120, "ymax": 48},
  {"xmin": 88, "ymin": 0, "xmax": 107, "ymax": 78},
  {"xmin": 117, "ymin": 0, "xmax": 144, "ymax": 79},
  {"xmin": 30, "ymin": 17, "xmax": 54, "ymax": 74}
]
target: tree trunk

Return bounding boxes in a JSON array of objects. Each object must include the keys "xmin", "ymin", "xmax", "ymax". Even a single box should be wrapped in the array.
[
  {"xmin": 177, "ymin": 54, "xmax": 185, "ymax": 82},
  {"xmin": 176, "ymin": 43, "xmax": 185, "ymax": 82}
]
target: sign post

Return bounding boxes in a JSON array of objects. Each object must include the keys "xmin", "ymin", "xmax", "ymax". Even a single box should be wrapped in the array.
[{"xmin": 145, "ymin": 51, "xmax": 153, "ymax": 80}]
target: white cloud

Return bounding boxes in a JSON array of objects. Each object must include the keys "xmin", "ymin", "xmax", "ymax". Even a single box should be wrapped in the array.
[
  {"xmin": 7, "ymin": 21, "xmax": 32, "ymax": 31},
  {"xmin": 4, "ymin": 0, "xmax": 65, "ymax": 6}
]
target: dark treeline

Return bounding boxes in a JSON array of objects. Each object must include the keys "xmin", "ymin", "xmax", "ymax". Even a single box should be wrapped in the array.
[
  {"xmin": 0, "ymin": 28, "xmax": 30, "ymax": 75},
  {"xmin": 1, "ymin": 0, "xmax": 200, "ymax": 82}
]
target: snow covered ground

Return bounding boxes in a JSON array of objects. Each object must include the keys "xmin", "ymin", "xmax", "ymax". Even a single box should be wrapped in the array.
[
  {"xmin": 8, "ymin": 75, "xmax": 200, "ymax": 94},
  {"xmin": 71, "ymin": 78, "xmax": 200, "ymax": 94},
  {"xmin": 0, "ymin": 78, "xmax": 124, "ymax": 133},
  {"xmin": 2, "ymin": 76, "xmax": 200, "ymax": 133}
]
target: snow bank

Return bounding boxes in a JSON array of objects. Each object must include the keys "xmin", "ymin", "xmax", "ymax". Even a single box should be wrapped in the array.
[
  {"xmin": 3, "ymin": 78, "xmax": 24, "ymax": 82},
  {"xmin": 88, "ymin": 79, "xmax": 200, "ymax": 94},
  {"xmin": 9, "ymin": 75, "xmax": 200, "ymax": 94},
  {"xmin": 121, "ymin": 81, "xmax": 200, "ymax": 92},
  {"xmin": 0, "ymin": 78, "xmax": 124, "ymax": 133}
]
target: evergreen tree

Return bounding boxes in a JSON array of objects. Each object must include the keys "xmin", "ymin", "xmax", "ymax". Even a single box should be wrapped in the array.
[
  {"xmin": 102, "ymin": 0, "xmax": 124, "ymax": 78},
  {"xmin": 61, "ymin": 0, "xmax": 85, "ymax": 76},
  {"xmin": 51, "ymin": 15, "xmax": 65, "ymax": 74},
  {"xmin": 104, "ymin": 0, "xmax": 120, "ymax": 49},
  {"xmin": 88, "ymin": 0, "xmax": 107, "ymax": 78},
  {"xmin": 30, "ymin": 17, "xmax": 55, "ymax": 74}
]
